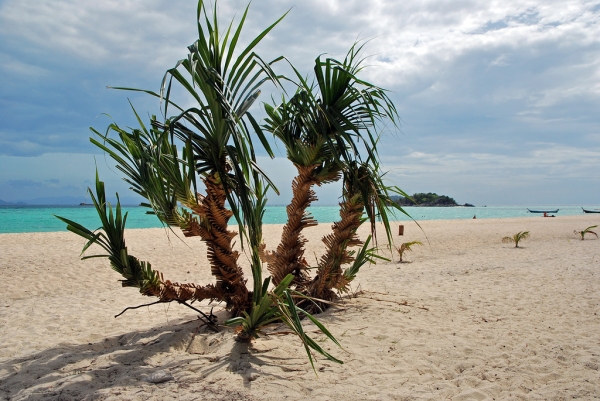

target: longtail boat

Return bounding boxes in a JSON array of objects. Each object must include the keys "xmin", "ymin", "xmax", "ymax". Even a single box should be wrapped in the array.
[
  {"xmin": 582, "ymin": 208, "xmax": 600, "ymax": 214},
  {"xmin": 527, "ymin": 208, "xmax": 559, "ymax": 214}
]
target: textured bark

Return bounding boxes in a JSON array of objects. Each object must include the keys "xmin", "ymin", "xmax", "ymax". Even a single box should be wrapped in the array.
[
  {"xmin": 267, "ymin": 164, "xmax": 321, "ymax": 286},
  {"xmin": 303, "ymin": 188, "xmax": 365, "ymax": 309},
  {"xmin": 113, "ymin": 255, "xmax": 228, "ymax": 306},
  {"xmin": 181, "ymin": 174, "xmax": 251, "ymax": 313},
  {"xmin": 258, "ymin": 243, "xmax": 275, "ymax": 264},
  {"xmin": 156, "ymin": 280, "xmax": 224, "ymax": 304}
]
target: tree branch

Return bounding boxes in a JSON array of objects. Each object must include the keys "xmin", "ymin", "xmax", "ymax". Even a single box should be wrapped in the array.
[
  {"xmin": 114, "ymin": 300, "xmax": 168, "ymax": 318},
  {"xmin": 114, "ymin": 300, "xmax": 220, "ymax": 332}
]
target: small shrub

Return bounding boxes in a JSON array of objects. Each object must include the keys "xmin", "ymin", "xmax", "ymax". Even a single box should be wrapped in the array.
[
  {"xmin": 574, "ymin": 225, "xmax": 598, "ymax": 240},
  {"xmin": 502, "ymin": 231, "xmax": 530, "ymax": 248},
  {"xmin": 396, "ymin": 241, "xmax": 423, "ymax": 262}
]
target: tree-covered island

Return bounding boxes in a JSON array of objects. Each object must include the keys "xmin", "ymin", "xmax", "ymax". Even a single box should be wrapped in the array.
[{"xmin": 391, "ymin": 192, "xmax": 474, "ymax": 207}]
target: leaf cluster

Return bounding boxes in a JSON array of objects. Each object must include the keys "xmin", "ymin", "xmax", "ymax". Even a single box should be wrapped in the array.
[
  {"xmin": 56, "ymin": 174, "xmax": 162, "ymax": 296},
  {"xmin": 225, "ymin": 274, "xmax": 342, "ymax": 369}
]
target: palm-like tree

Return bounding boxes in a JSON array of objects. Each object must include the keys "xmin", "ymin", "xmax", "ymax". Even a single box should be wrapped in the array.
[
  {"xmin": 92, "ymin": 0, "xmax": 288, "ymax": 314},
  {"xmin": 302, "ymin": 159, "xmax": 403, "ymax": 308},
  {"xmin": 56, "ymin": 1, "xmax": 412, "ymax": 367},
  {"xmin": 574, "ymin": 225, "xmax": 598, "ymax": 240},
  {"xmin": 502, "ymin": 231, "xmax": 530, "ymax": 248},
  {"xmin": 263, "ymin": 45, "xmax": 401, "ymax": 292},
  {"xmin": 58, "ymin": 0, "xmax": 345, "ymax": 366}
]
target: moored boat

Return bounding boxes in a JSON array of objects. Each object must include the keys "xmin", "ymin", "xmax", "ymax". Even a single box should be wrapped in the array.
[
  {"xmin": 527, "ymin": 208, "xmax": 559, "ymax": 214},
  {"xmin": 582, "ymin": 208, "xmax": 600, "ymax": 214}
]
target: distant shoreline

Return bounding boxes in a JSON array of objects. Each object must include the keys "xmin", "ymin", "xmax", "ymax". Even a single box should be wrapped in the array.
[{"xmin": 1, "ymin": 205, "xmax": 599, "ymax": 234}]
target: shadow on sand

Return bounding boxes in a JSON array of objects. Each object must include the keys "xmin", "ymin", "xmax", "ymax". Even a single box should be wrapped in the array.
[{"xmin": 0, "ymin": 310, "xmax": 304, "ymax": 401}]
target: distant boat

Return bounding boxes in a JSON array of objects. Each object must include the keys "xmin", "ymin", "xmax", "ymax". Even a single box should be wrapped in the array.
[
  {"xmin": 582, "ymin": 208, "xmax": 600, "ymax": 214},
  {"xmin": 527, "ymin": 208, "xmax": 559, "ymax": 214},
  {"xmin": 79, "ymin": 202, "xmax": 93, "ymax": 206}
]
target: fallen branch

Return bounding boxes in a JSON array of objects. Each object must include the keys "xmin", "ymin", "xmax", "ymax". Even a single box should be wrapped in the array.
[
  {"xmin": 114, "ymin": 300, "xmax": 219, "ymax": 331},
  {"xmin": 179, "ymin": 302, "xmax": 219, "ymax": 332},
  {"xmin": 264, "ymin": 329, "xmax": 324, "ymax": 336},
  {"xmin": 114, "ymin": 300, "xmax": 168, "ymax": 318},
  {"xmin": 364, "ymin": 297, "xmax": 429, "ymax": 311}
]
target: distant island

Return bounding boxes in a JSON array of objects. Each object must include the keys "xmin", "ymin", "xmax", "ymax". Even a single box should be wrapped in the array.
[
  {"xmin": 0, "ymin": 199, "xmax": 27, "ymax": 206},
  {"xmin": 391, "ymin": 192, "xmax": 474, "ymax": 207},
  {"xmin": 0, "ymin": 195, "xmax": 143, "ymax": 206}
]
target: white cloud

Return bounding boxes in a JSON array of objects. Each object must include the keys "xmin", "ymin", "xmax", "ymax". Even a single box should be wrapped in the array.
[
  {"xmin": 381, "ymin": 143, "xmax": 600, "ymax": 204},
  {"xmin": 1, "ymin": 0, "xmax": 600, "ymax": 205}
]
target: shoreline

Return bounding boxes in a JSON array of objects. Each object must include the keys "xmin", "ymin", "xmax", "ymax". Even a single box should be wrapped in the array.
[
  {"xmin": 2, "ymin": 215, "xmax": 600, "ymax": 400},
  {"xmin": 1, "ymin": 207, "xmax": 600, "ymax": 235}
]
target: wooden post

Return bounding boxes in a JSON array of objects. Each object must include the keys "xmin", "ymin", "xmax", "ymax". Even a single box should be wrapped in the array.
[{"xmin": 398, "ymin": 225, "xmax": 404, "ymax": 236}]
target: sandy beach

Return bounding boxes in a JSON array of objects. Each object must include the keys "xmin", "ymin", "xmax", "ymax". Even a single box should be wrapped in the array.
[{"xmin": 1, "ymin": 215, "xmax": 600, "ymax": 400}]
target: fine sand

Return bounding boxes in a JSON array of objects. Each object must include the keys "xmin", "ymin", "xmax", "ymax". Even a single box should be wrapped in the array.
[{"xmin": 1, "ymin": 215, "xmax": 600, "ymax": 400}]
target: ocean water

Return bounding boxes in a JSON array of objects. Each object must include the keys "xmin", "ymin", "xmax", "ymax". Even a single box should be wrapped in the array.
[{"xmin": 0, "ymin": 204, "xmax": 598, "ymax": 234}]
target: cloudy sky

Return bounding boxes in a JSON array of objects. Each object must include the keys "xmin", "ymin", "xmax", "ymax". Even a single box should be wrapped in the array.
[{"xmin": 1, "ymin": 0, "xmax": 599, "ymax": 206}]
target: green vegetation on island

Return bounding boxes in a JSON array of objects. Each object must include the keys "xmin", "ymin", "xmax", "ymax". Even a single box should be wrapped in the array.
[{"xmin": 391, "ymin": 192, "xmax": 474, "ymax": 207}]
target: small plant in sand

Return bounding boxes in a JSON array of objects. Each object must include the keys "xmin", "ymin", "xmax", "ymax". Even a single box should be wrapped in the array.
[
  {"xmin": 574, "ymin": 225, "xmax": 598, "ymax": 240},
  {"xmin": 502, "ymin": 231, "xmax": 530, "ymax": 248},
  {"xmin": 396, "ymin": 241, "xmax": 423, "ymax": 262}
]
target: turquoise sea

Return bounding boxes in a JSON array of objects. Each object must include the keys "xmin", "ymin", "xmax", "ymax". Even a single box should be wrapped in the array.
[{"xmin": 1, "ymin": 204, "xmax": 599, "ymax": 234}]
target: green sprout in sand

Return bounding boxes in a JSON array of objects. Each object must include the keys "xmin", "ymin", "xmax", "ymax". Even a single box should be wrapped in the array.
[
  {"xmin": 396, "ymin": 241, "xmax": 423, "ymax": 262},
  {"xmin": 574, "ymin": 225, "xmax": 598, "ymax": 240},
  {"xmin": 502, "ymin": 231, "xmax": 530, "ymax": 248}
]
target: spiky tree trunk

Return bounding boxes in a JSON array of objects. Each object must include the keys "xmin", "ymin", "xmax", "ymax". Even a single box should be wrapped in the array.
[
  {"xmin": 302, "ymin": 188, "xmax": 365, "ymax": 310},
  {"xmin": 58, "ymin": 177, "xmax": 233, "ymax": 310},
  {"xmin": 182, "ymin": 174, "xmax": 251, "ymax": 314},
  {"xmin": 157, "ymin": 280, "xmax": 223, "ymax": 303},
  {"xmin": 106, "ymin": 246, "xmax": 226, "ymax": 306},
  {"xmin": 267, "ymin": 164, "xmax": 320, "ymax": 287}
]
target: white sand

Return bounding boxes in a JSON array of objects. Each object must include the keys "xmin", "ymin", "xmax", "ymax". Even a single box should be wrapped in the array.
[{"xmin": 1, "ymin": 215, "xmax": 600, "ymax": 400}]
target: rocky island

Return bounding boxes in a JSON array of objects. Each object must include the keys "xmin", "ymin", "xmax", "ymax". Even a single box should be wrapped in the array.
[{"xmin": 392, "ymin": 192, "xmax": 474, "ymax": 207}]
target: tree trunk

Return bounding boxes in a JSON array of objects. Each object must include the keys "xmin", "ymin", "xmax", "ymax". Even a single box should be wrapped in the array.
[
  {"xmin": 302, "ymin": 189, "xmax": 364, "ymax": 310},
  {"xmin": 109, "ymin": 252, "xmax": 228, "ymax": 306},
  {"xmin": 181, "ymin": 174, "xmax": 251, "ymax": 313},
  {"xmin": 267, "ymin": 164, "xmax": 320, "ymax": 287},
  {"xmin": 157, "ymin": 280, "xmax": 224, "ymax": 303}
]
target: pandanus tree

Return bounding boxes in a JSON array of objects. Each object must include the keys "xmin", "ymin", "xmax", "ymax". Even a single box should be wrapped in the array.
[
  {"xmin": 57, "ymin": 0, "xmax": 342, "ymax": 365},
  {"xmin": 263, "ymin": 45, "xmax": 407, "ymax": 311},
  {"xmin": 83, "ymin": 0, "xmax": 287, "ymax": 315},
  {"xmin": 57, "ymin": 1, "xmax": 408, "ymax": 367},
  {"xmin": 301, "ymin": 160, "xmax": 396, "ymax": 307}
]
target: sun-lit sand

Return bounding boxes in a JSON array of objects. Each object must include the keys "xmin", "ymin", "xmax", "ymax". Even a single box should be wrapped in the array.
[{"xmin": 1, "ymin": 215, "xmax": 600, "ymax": 400}]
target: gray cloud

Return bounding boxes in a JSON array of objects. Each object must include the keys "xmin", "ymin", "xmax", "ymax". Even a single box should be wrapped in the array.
[
  {"xmin": 0, "ymin": 0, "xmax": 196, "ymax": 69},
  {"xmin": 0, "ymin": 0, "xmax": 599, "ymax": 205},
  {"xmin": 6, "ymin": 179, "xmax": 44, "ymax": 188}
]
